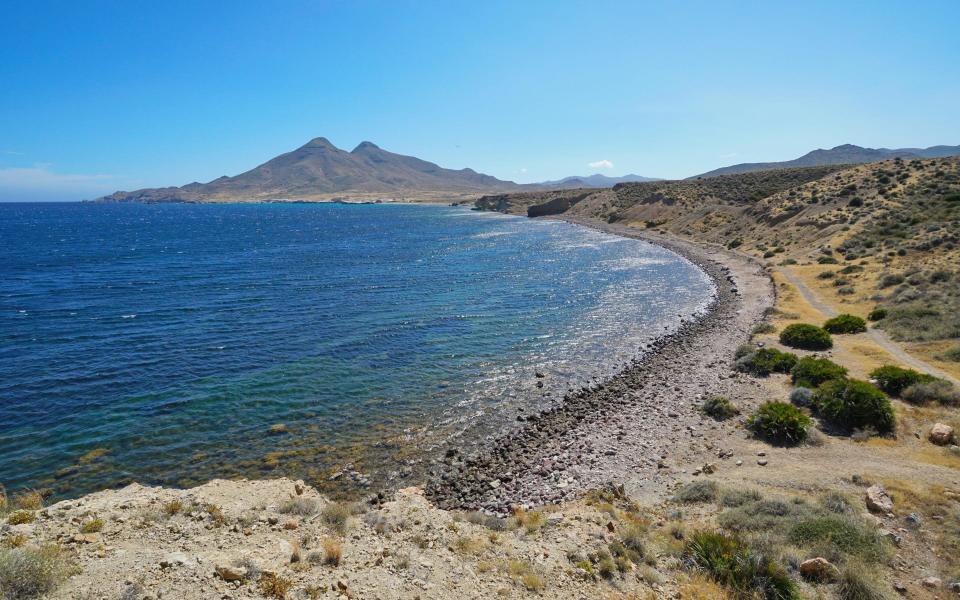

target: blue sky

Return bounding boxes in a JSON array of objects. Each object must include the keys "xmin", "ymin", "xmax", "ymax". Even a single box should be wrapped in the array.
[{"xmin": 1, "ymin": 1, "xmax": 958, "ymax": 201}]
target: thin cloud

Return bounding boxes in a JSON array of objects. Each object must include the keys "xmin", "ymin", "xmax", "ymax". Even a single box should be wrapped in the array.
[
  {"xmin": 588, "ymin": 159, "xmax": 613, "ymax": 170},
  {"xmin": 0, "ymin": 164, "xmax": 130, "ymax": 201}
]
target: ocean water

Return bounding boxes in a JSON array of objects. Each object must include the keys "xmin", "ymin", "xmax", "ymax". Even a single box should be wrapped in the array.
[{"xmin": 0, "ymin": 202, "xmax": 714, "ymax": 498}]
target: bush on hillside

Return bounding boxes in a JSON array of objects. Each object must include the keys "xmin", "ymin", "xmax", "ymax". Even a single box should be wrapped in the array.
[
  {"xmin": 814, "ymin": 379, "xmax": 895, "ymax": 434},
  {"xmin": 791, "ymin": 356, "xmax": 848, "ymax": 388},
  {"xmin": 736, "ymin": 348, "xmax": 799, "ymax": 377},
  {"xmin": 683, "ymin": 531, "xmax": 799, "ymax": 600},
  {"xmin": 747, "ymin": 402, "xmax": 811, "ymax": 446},
  {"xmin": 702, "ymin": 396, "xmax": 739, "ymax": 420},
  {"xmin": 901, "ymin": 379, "xmax": 960, "ymax": 406},
  {"xmin": 867, "ymin": 307, "xmax": 888, "ymax": 321},
  {"xmin": 823, "ymin": 314, "xmax": 867, "ymax": 334},
  {"xmin": 869, "ymin": 365, "xmax": 933, "ymax": 397},
  {"xmin": 675, "ymin": 481, "xmax": 719, "ymax": 504},
  {"xmin": 780, "ymin": 324, "xmax": 833, "ymax": 350}
]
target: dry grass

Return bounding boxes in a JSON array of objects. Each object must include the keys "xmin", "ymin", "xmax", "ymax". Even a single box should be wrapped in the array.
[
  {"xmin": 13, "ymin": 490, "xmax": 44, "ymax": 511},
  {"xmin": 321, "ymin": 537, "xmax": 342, "ymax": 566},
  {"xmin": 0, "ymin": 543, "xmax": 75, "ymax": 599},
  {"xmin": 162, "ymin": 499, "xmax": 184, "ymax": 517},
  {"xmin": 259, "ymin": 572, "xmax": 293, "ymax": 599},
  {"xmin": 677, "ymin": 573, "xmax": 732, "ymax": 599},
  {"xmin": 278, "ymin": 496, "xmax": 318, "ymax": 516},
  {"xmin": 79, "ymin": 517, "xmax": 103, "ymax": 533},
  {"xmin": 321, "ymin": 501, "xmax": 352, "ymax": 536},
  {"xmin": 7, "ymin": 510, "xmax": 35, "ymax": 525},
  {"xmin": 453, "ymin": 535, "xmax": 488, "ymax": 555},
  {"xmin": 510, "ymin": 507, "xmax": 546, "ymax": 533}
]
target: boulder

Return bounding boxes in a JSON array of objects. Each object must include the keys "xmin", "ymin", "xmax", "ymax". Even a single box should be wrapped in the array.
[
  {"xmin": 215, "ymin": 564, "xmax": 248, "ymax": 581},
  {"xmin": 929, "ymin": 423, "xmax": 954, "ymax": 446},
  {"xmin": 921, "ymin": 576, "xmax": 942, "ymax": 589},
  {"xmin": 866, "ymin": 485, "xmax": 894, "ymax": 513},
  {"xmin": 800, "ymin": 557, "xmax": 838, "ymax": 581}
]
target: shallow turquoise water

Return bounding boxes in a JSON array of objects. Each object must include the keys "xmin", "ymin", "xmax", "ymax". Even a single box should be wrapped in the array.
[{"xmin": 0, "ymin": 202, "xmax": 714, "ymax": 497}]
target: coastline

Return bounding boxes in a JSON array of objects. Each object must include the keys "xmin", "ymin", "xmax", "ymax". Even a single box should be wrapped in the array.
[{"xmin": 425, "ymin": 215, "xmax": 775, "ymax": 513}]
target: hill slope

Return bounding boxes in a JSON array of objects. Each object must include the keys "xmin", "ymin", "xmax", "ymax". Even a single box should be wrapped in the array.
[
  {"xmin": 693, "ymin": 144, "xmax": 960, "ymax": 178},
  {"xmin": 535, "ymin": 173, "xmax": 659, "ymax": 189},
  {"xmin": 97, "ymin": 138, "xmax": 521, "ymax": 203}
]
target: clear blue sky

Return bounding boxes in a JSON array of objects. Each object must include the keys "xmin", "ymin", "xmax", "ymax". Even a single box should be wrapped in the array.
[{"xmin": 2, "ymin": 1, "xmax": 958, "ymax": 201}]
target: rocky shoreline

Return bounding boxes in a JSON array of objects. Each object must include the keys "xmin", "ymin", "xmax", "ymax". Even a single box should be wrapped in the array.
[{"xmin": 426, "ymin": 216, "xmax": 774, "ymax": 514}]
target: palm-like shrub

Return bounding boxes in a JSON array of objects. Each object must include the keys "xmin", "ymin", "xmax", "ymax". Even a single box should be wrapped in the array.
[
  {"xmin": 747, "ymin": 402, "xmax": 811, "ymax": 446},
  {"xmin": 790, "ymin": 356, "xmax": 848, "ymax": 388},
  {"xmin": 814, "ymin": 379, "xmax": 894, "ymax": 433},
  {"xmin": 869, "ymin": 365, "xmax": 933, "ymax": 397},
  {"xmin": 823, "ymin": 314, "xmax": 867, "ymax": 334},
  {"xmin": 683, "ymin": 531, "xmax": 799, "ymax": 600},
  {"xmin": 780, "ymin": 324, "xmax": 833, "ymax": 350}
]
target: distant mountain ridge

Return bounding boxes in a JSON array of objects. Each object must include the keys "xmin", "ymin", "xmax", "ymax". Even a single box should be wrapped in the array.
[
  {"xmin": 692, "ymin": 144, "xmax": 960, "ymax": 178},
  {"xmin": 97, "ymin": 137, "xmax": 522, "ymax": 203},
  {"xmin": 535, "ymin": 173, "xmax": 660, "ymax": 189}
]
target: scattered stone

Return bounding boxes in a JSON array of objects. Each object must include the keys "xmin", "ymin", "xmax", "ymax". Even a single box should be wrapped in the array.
[
  {"xmin": 905, "ymin": 513, "xmax": 922, "ymax": 528},
  {"xmin": 215, "ymin": 564, "xmax": 247, "ymax": 581},
  {"xmin": 922, "ymin": 576, "xmax": 942, "ymax": 589},
  {"xmin": 894, "ymin": 582, "xmax": 907, "ymax": 595},
  {"xmin": 929, "ymin": 423, "xmax": 954, "ymax": 446},
  {"xmin": 800, "ymin": 557, "xmax": 837, "ymax": 581},
  {"xmin": 865, "ymin": 485, "xmax": 894, "ymax": 513},
  {"xmin": 757, "ymin": 459, "xmax": 768, "ymax": 466},
  {"xmin": 160, "ymin": 552, "xmax": 188, "ymax": 569}
]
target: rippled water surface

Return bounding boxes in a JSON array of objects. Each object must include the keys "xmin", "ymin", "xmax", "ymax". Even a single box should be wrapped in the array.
[{"xmin": 0, "ymin": 202, "xmax": 714, "ymax": 497}]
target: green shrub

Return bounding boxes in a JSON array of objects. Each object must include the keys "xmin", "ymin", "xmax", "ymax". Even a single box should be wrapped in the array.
[
  {"xmin": 791, "ymin": 356, "xmax": 848, "ymax": 388},
  {"xmin": 674, "ymin": 481, "xmax": 719, "ymax": 504},
  {"xmin": 817, "ymin": 256, "xmax": 839, "ymax": 264},
  {"xmin": 752, "ymin": 322, "xmax": 777, "ymax": 335},
  {"xmin": 837, "ymin": 563, "xmax": 889, "ymax": 600},
  {"xmin": 868, "ymin": 365, "xmax": 933, "ymax": 397},
  {"xmin": 720, "ymin": 489, "xmax": 763, "ymax": 508},
  {"xmin": 789, "ymin": 516, "xmax": 890, "ymax": 563},
  {"xmin": 683, "ymin": 531, "xmax": 799, "ymax": 600},
  {"xmin": 866, "ymin": 307, "xmax": 887, "ymax": 321},
  {"xmin": 901, "ymin": 379, "xmax": 960, "ymax": 406},
  {"xmin": 702, "ymin": 396, "xmax": 739, "ymax": 420},
  {"xmin": 0, "ymin": 544, "xmax": 74, "ymax": 599},
  {"xmin": 823, "ymin": 314, "xmax": 867, "ymax": 334},
  {"xmin": 939, "ymin": 346, "xmax": 960, "ymax": 362},
  {"xmin": 814, "ymin": 379, "xmax": 895, "ymax": 434},
  {"xmin": 737, "ymin": 348, "xmax": 799, "ymax": 376},
  {"xmin": 879, "ymin": 273, "xmax": 904, "ymax": 288},
  {"xmin": 780, "ymin": 324, "xmax": 833, "ymax": 350},
  {"xmin": 747, "ymin": 402, "xmax": 811, "ymax": 446},
  {"xmin": 817, "ymin": 271, "xmax": 836, "ymax": 280}
]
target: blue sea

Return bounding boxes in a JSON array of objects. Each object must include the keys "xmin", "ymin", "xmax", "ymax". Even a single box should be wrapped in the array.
[{"xmin": 0, "ymin": 202, "xmax": 714, "ymax": 498}]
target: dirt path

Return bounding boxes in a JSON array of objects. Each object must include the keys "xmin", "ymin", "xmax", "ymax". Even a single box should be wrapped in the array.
[{"xmin": 779, "ymin": 267, "xmax": 960, "ymax": 386}]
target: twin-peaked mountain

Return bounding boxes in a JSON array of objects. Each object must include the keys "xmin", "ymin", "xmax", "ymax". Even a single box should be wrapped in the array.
[{"xmin": 98, "ymin": 138, "xmax": 522, "ymax": 202}]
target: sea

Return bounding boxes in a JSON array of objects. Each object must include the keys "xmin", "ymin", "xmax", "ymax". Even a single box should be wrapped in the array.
[{"xmin": 0, "ymin": 202, "xmax": 715, "ymax": 498}]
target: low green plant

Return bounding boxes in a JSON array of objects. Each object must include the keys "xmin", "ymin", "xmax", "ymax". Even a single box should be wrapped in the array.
[
  {"xmin": 780, "ymin": 323, "xmax": 833, "ymax": 350},
  {"xmin": 747, "ymin": 402, "xmax": 811, "ymax": 446},
  {"xmin": 823, "ymin": 314, "xmax": 867, "ymax": 334},
  {"xmin": 0, "ymin": 544, "xmax": 75, "ymax": 599},
  {"xmin": 867, "ymin": 307, "xmax": 887, "ymax": 321},
  {"xmin": 869, "ymin": 365, "xmax": 933, "ymax": 397},
  {"xmin": 683, "ymin": 531, "xmax": 799, "ymax": 600},
  {"xmin": 674, "ymin": 481, "xmax": 719, "ymax": 504},
  {"xmin": 814, "ymin": 379, "xmax": 894, "ymax": 434},
  {"xmin": 789, "ymin": 516, "xmax": 890, "ymax": 563},
  {"xmin": 702, "ymin": 396, "xmax": 739, "ymax": 420},
  {"xmin": 752, "ymin": 322, "xmax": 777, "ymax": 335},
  {"xmin": 901, "ymin": 379, "xmax": 960, "ymax": 406},
  {"xmin": 791, "ymin": 356, "xmax": 847, "ymax": 388},
  {"xmin": 939, "ymin": 346, "xmax": 960, "ymax": 362},
  {"xmin": 837, "ymin": 563, "xmax": 889, "ymax": 600},
  {"xmin": 736, "ymin": 348, "xmax": 798, "ymax": 376}
]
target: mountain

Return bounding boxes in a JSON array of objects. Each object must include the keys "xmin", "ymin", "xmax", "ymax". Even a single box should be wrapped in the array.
[
  {"xmin": 536, "ymin": 174, "xmax": 659, "ymax": 189},
  {"xmin": 692, "ymin": 144, "xmax": 960, "ymax": 178},
  {"xmin": 97, "ymin": 138, "xmax": 521, "ymax": 202}
]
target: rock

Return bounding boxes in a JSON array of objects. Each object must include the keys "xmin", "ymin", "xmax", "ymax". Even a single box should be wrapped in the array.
[
  {"xmin": 929, "ymin": 423, "xmax": 954, "ymax": 446},
  {"xmin": 879, "ymin": 529, "xmax": 902, "ymax": 547},
  {"xmin": 866, "ymin": 485, "xmax": 894, "ymax": 513},
  {"xmin": 757, "ymin": 459, "xmax": 768, "ymax": 466},
  {"xmin": 800, "ymin": 557, "xmax": 838, "ymax": 581},
  {"xmin": 922, "ymin": 576, "xmax": 942, "ymax": 588},
  {"xmin": 160, "ymin": 552, "xmax": 188, "ymax": 568},
  {"xmin": 701, "ymin": 463, "xmax": 716, "ymax": 475},
  {"xmin": 215, "ymin": 564, "xmax": 248, "ymax": 581},
  {"xmin": 894, "ymin": 582, "xmax": 907, "ymax": 595},
  {"xmin": 905, "ymin": 512, "xmax": 922, "ymax": 528}
]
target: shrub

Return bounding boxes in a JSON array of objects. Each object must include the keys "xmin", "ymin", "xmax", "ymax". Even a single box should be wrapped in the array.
[
  {"xmin": 823, "ymin": 314, "xmax": 867, "ymax": 334},
  {"xmin": 0, "ymin": 544, "xmax": 74, "ymax": 599},
  {"xmin": 720, "ymin": 489, "xmax": 763, "ymax": 508},
  {"xmin": 702, "ymin": 396, "xmax": 739, "ymax": 420},
  {"xmin": 321, "ymin": 537, "xmax": 342, "ymax": 566},
  {"xmin": 879, "ymin": 273, "xmax": 904, "ymax": 288},
  {"xmin": 789, "ymin": 516, "xmax": 889, "ymax": 563},
  {"xmin": 939, "ymin": 346, "xmax": 960, "ymax": 362},
  {"xmin": 780, "ymin": 324, "xmax": 833, "ymax": 350},
  {"xmin": 259, "ymin": 572, "xmax": 293, "ymax": 599},
  {"xmin": 6, "ymin": 511, "xmax": 35, "ymax": 525},
  {"xmin": 278, "ymin": 496, "xmax": 318, "ymax": 516},
  {"xmin": 737, "ymin": 348, "xmax": 799, "ymax": 376},
  {"xmin": 79, "ymin": 518, "xmax": 103, "ymax": 534},
  {"xmin": 321, "ymin": 502, "xmax": 352, "ymax": 535},
  {"xmin": 901, "ymin": 379, "xmax": 960, "ymax": 406},
  {"xmin": 869, "ymin": 365, "xmax": 933, "ymax": 396},
  {"xmin": 817, "ymin": 256, "xmax": 839, "ymax": 264},
  {"xmin": 683, "ymin": 531, "xmax": 799, "ymax": 600},
  {"xmin": 814, "ymin": 379, "xmax": 895, "ymax": 434},
  {"xmin": 817, "ymin": 271, "xmax": 836, "ymax": 280},
  {"xmin": 747, "ymin": 402, "xmax": 811, "ymax": 446},
  {"xmin": 791, "ymin": 356, "xmax": 848, "ymax": 388},
  {"xmin": 789, "ymin": 387, "xmax": 814, "ymax": 408},
  {"xmin": 837, "ymin": 563, "xmax": 888, "ymax": 600},
  {"xmin": 752, "ymin": 322, "xmax": 777, "ymax": 335},
  {"xmin": 674, "ymin": 481, "xmax": 719, "ymax": 504},
  {"xmin": 867, "ymin": 307, "xmax": 887, "ymax": 321}
]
